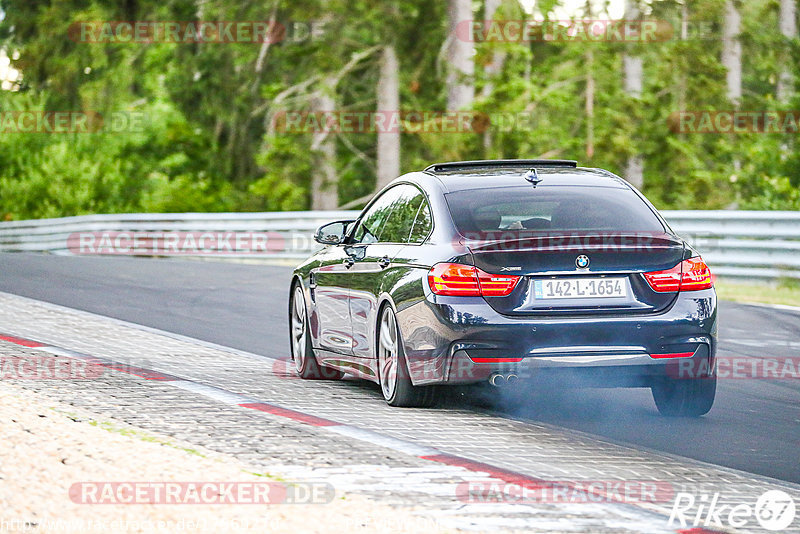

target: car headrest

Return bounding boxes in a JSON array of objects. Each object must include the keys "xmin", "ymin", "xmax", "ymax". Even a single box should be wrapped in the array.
[{"xmin": 471, "ymin": 207, "xmax": 502, "ymax": 231}]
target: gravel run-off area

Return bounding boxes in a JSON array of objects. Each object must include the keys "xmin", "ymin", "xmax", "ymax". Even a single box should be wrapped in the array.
[{"xmin": 0, "ymin": 381, "xmax": 451, "ymax": 534}]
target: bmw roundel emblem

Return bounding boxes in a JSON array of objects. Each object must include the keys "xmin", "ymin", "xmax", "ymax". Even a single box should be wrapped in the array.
[{"xmin": 576, "ymin": 255, "xmax": 590, "ymax": 269}]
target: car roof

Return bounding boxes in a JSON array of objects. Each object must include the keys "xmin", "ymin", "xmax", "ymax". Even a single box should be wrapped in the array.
[{"xmin": 397, "ymin": 165, "xmax": 632, "ymax": 194}]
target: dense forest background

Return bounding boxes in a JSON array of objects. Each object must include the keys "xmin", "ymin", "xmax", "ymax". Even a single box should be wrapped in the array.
[{"xmin": 0, "ymin": 0, "xmax": 798, "ymax": 220}]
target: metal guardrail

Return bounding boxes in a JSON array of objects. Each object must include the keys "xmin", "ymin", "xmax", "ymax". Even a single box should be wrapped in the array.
[
  {"xmin": 0, "ymin": 211, "xmax": 358, "ymax": 260},
  {"xmin": 0, "ymin": 210, "xmax": 798, "ymax": 280},
  {"xmin": 662, "ymin": 211, "xmax": 800, "ymax": 281}
]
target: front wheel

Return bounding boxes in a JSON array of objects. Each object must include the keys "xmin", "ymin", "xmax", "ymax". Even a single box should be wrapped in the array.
[
  {"xmin": 651, "ymin": 375, "xmax": 716, "ymax": 417},
  {"xmin": 289, "ymin": 284, "xmax": 343, "ymax": 380},
  {"xmin": 377, "ymin": 306, "xmax": 437, "ymax": 407}
]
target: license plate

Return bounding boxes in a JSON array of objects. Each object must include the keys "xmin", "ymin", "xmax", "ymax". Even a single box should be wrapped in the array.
[{"xmin": 534, "ymin": 278, "xmax": 627, "ymax": 300}]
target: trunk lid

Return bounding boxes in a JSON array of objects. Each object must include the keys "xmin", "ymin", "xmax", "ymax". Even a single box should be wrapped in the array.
[{"xmin": 468, "ymin": 232, "xmax": 684, "ymax": 316}]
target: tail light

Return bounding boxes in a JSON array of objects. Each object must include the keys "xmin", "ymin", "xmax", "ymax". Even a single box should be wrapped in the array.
[
  {"xmin": 644, "ymin": 257, "xmax": 713, "ymax": 292},
  {"xmin": 428, "ymin": 263, "xmax": 520, "ymax": 297},
  {"xmin": 680, "ymin": 257, "xmax": 714, "ymax": 290},
  {"xmin": 427, "ymin": 263, "xmax": 481, "ymax": 296},
  {"xmin": 476, "ymin": 269, "xmax": 522, "ymax": 296}
]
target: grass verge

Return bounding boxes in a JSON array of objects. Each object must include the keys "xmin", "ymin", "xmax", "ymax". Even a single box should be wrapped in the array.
[{"xmin": 715, "ymin": 278, "xmax": 800, "ymax": 308}]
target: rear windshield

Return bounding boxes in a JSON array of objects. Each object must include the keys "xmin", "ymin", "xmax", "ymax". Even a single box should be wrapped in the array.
[{"xmin": 445, "ymin": 186, "xmax": 665, "ymax": 236}]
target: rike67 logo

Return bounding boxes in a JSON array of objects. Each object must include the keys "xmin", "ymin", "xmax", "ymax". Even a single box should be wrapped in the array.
[{"xmin": 669, "ymin": 490, "xmax": 796, "ymax": 531}]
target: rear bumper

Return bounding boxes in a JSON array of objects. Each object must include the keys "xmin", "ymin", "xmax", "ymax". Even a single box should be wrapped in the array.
[{"xmin": 396, "ymin": 289, "xmax": 717, "ymax": 386}]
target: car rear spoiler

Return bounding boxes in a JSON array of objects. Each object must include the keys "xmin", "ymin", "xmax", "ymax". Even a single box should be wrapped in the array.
[{"xmin": 424, "ymin": 159, "xmax": 578, "ymax": 174}]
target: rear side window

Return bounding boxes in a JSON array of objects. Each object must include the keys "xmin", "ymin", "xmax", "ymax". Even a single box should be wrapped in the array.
[
  {"xmin": 445, "ymin": 186, "xmax": 664, "ymax": 236},
  {"xmin": 380, "ymin": 185, "xmax": 431, "ymax": 243},
  {"xmin": 408, "ymin": 200, "xmax": 432, "ymax": 243}
]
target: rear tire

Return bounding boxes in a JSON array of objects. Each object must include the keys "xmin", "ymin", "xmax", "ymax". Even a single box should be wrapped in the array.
[
  {"xmin": 651, "ymin": 375, "xmax": 716, "ymax": 417},
  {"xmin": 377, "ymin": 306, "xmax": 437, "ymax": 407},
  {"xmin": 290, "ymin": 284, "xmax": 344, "ymax": 380}
]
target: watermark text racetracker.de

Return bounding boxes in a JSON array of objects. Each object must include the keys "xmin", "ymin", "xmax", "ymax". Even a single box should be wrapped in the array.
[
  {"xmin": 68, "ymin": 232, "xmax": 288, "ymax": 256},
  {"xmin": 0, "ymin": 353, "xmax": 167, "ymax": 381},
  {"xmin": 0, "ymin": 111, "xmax": 146, "ymax": 134},
  {"xmin": 667, "ymin": 356, "xmax": 800, "ymax": 380},
  {"xmin": 69, "ymin": 21, "xmax": 327, "ymax": 44},
  {"xmin": 0, "ymin": 355, "xmax": 105, "ymax": 380},
  {"xmin": 272, "ymin": 110, "xmax": 491, "ymax": 134},
  {"xmin": 669, "ymin": 110, "xmax": 800, "ymax": 134},
  {"xmin": 456, "ymin": 231, "xmax": 675, "ymax": 253},
  {"xmin": 459, "ymin": 480, "xmax": 674, "ymax": 504},
  {"xmin": 69, "ymin": 481, "xmax": 334, "ymax": 505},
  {"xmin": 456, "ymin": 18, "xmax": 716, "ymax": 43},
  {"xmin": 457, "ymin": 19, "xmax": 666, "ymax": 43}
]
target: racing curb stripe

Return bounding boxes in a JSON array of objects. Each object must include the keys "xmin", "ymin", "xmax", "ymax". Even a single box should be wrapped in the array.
[
  {"xmin": 99, "ymin": 362, "xmax": 181, "ymax": 381},
  {"xmin": 0, "ymin": 331, "xmax": 726, "ymax": 533},
  {"xmin": 239, "ymin": 402, "xmax": 340, "ymax": 427},
  {"xmin": 420, "ymin": 453, "xmax": 550, "ymax": 488},
  {"xmin": 0, "ymin": 334, "xmax": 45, "ymax": 348}
]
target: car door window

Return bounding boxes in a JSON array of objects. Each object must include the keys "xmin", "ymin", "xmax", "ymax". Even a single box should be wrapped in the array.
[
  {"xmin": 351, "ymin": 186, "xmax": 404, "ymax": 244},
  {"xmin": 351, "ymin": 184, "xmax": 431, "ymax": 245}
]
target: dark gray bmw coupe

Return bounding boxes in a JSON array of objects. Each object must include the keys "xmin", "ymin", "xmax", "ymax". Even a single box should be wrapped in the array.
[{"xmin": 289, "ymin": 160, "xmax": 717, "ymax": 416}]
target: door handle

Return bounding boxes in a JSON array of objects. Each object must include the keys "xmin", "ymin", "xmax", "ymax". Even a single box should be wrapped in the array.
[
  {"xmin": 378, "ymin": 256, "xmax": 391, "ymax": 269},
  {"xmin": 343, "ymin": 257, "xmax": 355, "ymax": 268}
]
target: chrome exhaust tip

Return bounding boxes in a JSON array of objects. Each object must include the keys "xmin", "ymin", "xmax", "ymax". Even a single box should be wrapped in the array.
[
  {"xmin": 506, "ymin": 373, "xmax": 519, "ymax": 384},
  {"xmin": 489, "ymin": 373, "xmax": 507, "ymax": 387}
]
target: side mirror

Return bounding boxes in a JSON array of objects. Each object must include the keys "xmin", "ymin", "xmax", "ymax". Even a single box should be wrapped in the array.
[{"xmin": 314, "ymin": 220, "xmax": 355, "ymax": 245}]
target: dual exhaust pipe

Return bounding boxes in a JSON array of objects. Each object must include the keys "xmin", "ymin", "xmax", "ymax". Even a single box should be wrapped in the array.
[{"xmin": 489, "ymin": 372, "xmax": 519, "ymax": 387}]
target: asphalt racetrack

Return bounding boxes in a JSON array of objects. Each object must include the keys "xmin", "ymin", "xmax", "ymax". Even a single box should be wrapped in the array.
[{"xmin": 2, "ymin": 252, "xmax": 798, "ymax": 483}]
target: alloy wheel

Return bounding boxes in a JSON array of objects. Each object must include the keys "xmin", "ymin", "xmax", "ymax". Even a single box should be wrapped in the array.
[
  {"xmin": 378, "ymin": 307, "xmax": 399, "ymax": 400},
  {"xmin": 291, "ymin": 286, "xmax": 307, "ymax": 373}
]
